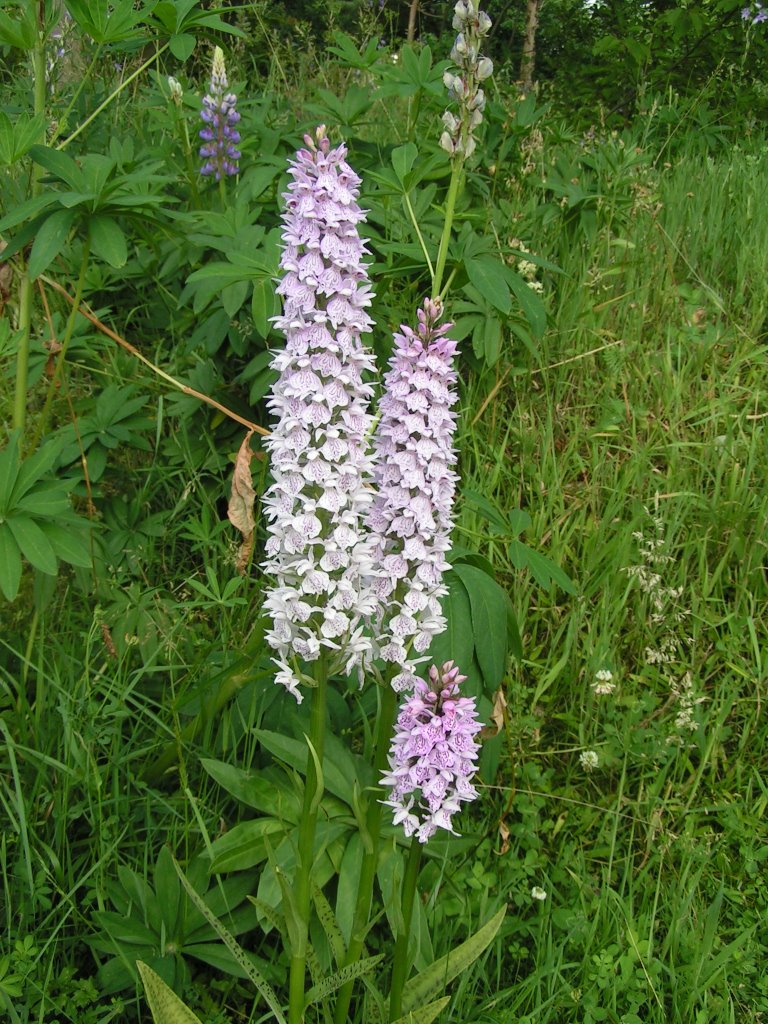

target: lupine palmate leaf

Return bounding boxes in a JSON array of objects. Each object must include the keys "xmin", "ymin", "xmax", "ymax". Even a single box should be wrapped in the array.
[
  {"xmin": 400, "ymin": 906, "xmax": 505, "ymax": 1014},
  {"xmin": 137, "ymin": 961, "xmax": 205, "ymax": 1024},
  {"xmin": 304, "ymin": 955, "xmax": 384, "ymax": 1008},
  {"xmin": 173, "ymin": 859, "xmax": 287, "ymax": 1024},
  {"xmin": 391, "ymin": 996, "xmax": 451, "ymax": 1024}
]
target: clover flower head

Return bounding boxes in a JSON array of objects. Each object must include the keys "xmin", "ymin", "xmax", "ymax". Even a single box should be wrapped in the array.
[
  {"xmin": 199, "ymin": 46, "xmax": 241, "ymax": 179},
  {"xmin": 441, "ymin": 0, "xmax": 493, "ymax": 158},
  {"xmin": 366, "ymin": 298, "xmax": 459, "ymax": 692},
  {"xmin": 381, "ymin": 661, "xmax": 482, "ymax": 843},
  {"xmin": 263, "ymin": 127, "xmax": 380, "ymax": 702}
]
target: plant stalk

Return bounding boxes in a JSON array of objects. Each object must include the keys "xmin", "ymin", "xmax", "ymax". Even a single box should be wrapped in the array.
[
  {"xmin": 30, "ymin": 234, "xmax": 90, "ymax": 451},
  {"xmin": 57, "ymin": 42, "xmax": 169, "ymax": 151},
  {"xmin": 13, "ymin": 8, "xmax": 47, "ymax": 435},
  {"xmin": 288, "ymin": 657, "xmax": 329, "ymax": 1024},
  {"xmin": 432, "ymin": 158, "xmax": 464, "ymax": 301},
  {"xmin": 333, "ymin": 681, "xmax": 398, "ymax": 1024},
  {"xmin": 389, "ymin": 836, "xmax": 422, "ymax": 1021}
]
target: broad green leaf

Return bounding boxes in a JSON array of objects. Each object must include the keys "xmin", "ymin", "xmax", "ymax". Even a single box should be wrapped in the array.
[
  {"xmin": 221, "ymin": 280, "xmax": 249, "ymax": 317},
  {"xmin": 507, "ymin": 269, "xmax": 547, "ymax": 340},
  {"xmin": 392, "ymin": 143, "xmax": 418, "ymax": 187},
  {"xmin": 201, "ymin": 759, "xmax": 301, "ymax": 820},
  {"xmin": 0, "ymin": 6, "xmax": 35, "ymax": 50},
  {"xmin": 465, "ymin": 256, "xmax": 511, "ymax": 315},
  {"xmin": 401, "ymin": 906, "xmax": 506, "ymax": 1013},
  {"xmin": 89, "ymin": 215, "xmax": 128, "ymax": 268},
  {"xmin": 508, "ymin": 540, "xmax": 576, "ymax": 595},
  {"xmin": 0, "ymin": 435, "xmax": 21, "ymax": 508},
  {"xmin": 461, "ymin": 489, "xmax": 509, "ymax": 533},
  {"xmin": 29, "ymin": 145, "xmax": 85, "ymax": 190},
  {"xmin": 208, "ymin": 818, "xmax": 288, "ymax": 873},
  {"xmin": 391, "ymin": 996, "xmax": 451, "ymax": 1024},
  {"xmin": 5, "ymin": 113, "xmax": 43, "ymax": 164},
  {"xmin": 38, "ymin": 523, "xmax": 92, "ymax": 568},
  {"xmin": 481, "ymin": 314, "xmax": 502, "ymax": 366},
  {"xmin": 0, "ymin": 112, "xmax": 14, "ymax": 164},
  {"xmin": 137, "ymin": 961, "xmax": 204, "ymax": 1024},
  {"xmin": 452, "ymin": 563, "xmax": 508, "ymax": 690},
  {"xmin": 0, "ymin": 529, "xmax": 22, "ymax": 601},
  {"xmin": 169, "ymin": 32, "xmax": 196, "ymax": 60},
  {"xmin": 0, "ymin": 193, "xmax": 59, "ymax": 234},
  {"xmin": 13, "ymin": 487, "xmax": 69, "ymax": 517},
  {"xmin": 173, "ymin": 860, "xmax": 288, "ymax": 1024},
  {"xmin": 28, "ymin": 208, "xmax": 77, "ymax": 280},
  {"xmin": 424, "ymin": 571, "xmax": 474, "ymax": 675},
  {"xmin": 7, "ymin": 516, "xmax": 58, "ymax": 575},
  {"xmin": 9, "ymin": 439, "xmax": 62, "ymax": 505},
  {"xmin": 254, "ymin": 730, "xmax": 354, "ymax": 805},
  {"xmin": 251, "ymin": 277, "xmax": 277, "ymax": 338}
]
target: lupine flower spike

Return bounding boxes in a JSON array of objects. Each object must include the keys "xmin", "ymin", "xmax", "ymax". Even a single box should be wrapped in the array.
[
  {"xmin": 367, "ymin": 298, "xmax": 459, "ymax": 693},
  {"xmin": 199, "ymin": 46, "xmax": 241, "ymax": 179},
  {"xmin": 441, "ymin": 0, "xmax": 493, "ymax": 159},
  {"xmin": 263, "ymin": 127, "xmax": 380, "ymax": 702},
  {"xmin": 742, "ymin": 2, "xmax": 768, "ymax": 24},
  {"xmin": 382, "ymin": 661, "xmax": 482, "ymax": 843}
]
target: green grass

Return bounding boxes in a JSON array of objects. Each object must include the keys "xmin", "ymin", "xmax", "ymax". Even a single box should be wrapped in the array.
[{"xmin": 452, "ymin": 130, "xmax": 768, "ymax": 1023}]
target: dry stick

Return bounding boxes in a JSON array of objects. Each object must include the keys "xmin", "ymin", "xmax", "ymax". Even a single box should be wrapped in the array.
[
  {"xmin": 39, "ymin": 275, "xmax": 269, "ymax": 439},
  {"xmin": 470, "ymin": 338, "xmax": 626, "ymax": 427},
  {"xmin": 37, "ymin": 279, "xmax": 100, "ymax": 581}
]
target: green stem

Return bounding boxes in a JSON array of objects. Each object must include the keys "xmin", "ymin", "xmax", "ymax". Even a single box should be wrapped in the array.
[
  {"xmin": 49, "ymin": 45, "xmax": 104, "ymax": 146},
  {"xmin": 403, "ymin": 191, "xmax": 435, "ymax": 280},
  {"xmin": 57, "ymin": 42, "xmax": 169, "ymax": 151},
  {"xmin": 431, "ymin": 158, "xmax": 464, "ymax": 300},
  {"xmin": 13, "ymin": 10, "xmax": 47, "ymax": 435},
  {"xmin": 389, "ymin": 837, "xmax": 422, "ymax": 1022},
  {"xmin": 218, "ymin": 174, "xmax": 227, "ymax": 212},
  {"xmin": 332, "ymin": 682, "xmax": 398, "ymax": 1024},
  {"xmin": 176, "ymin": 110, "xmax": 201, "ymax": 209},
  {"xmin": 288, "ymin": 658, "xmax": 329, "ymax": 1024},
  {"xmin": 30, "ymin": 235, "xmax": 90, "ymax": 452}
]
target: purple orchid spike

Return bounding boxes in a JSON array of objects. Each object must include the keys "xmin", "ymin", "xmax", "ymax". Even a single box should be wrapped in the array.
[
  {"xmin": 262, "ymin": 127, "xmax": 380, "ymax": 702},
  {"xmin": 381, "ymin": 661, "xmax": 483, "ymax": 843}
]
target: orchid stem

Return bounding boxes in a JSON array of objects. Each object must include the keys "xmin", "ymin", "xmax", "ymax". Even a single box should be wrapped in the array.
[
  {"xmin": 288, "ymin": 657, "xmax": 329, "ymax": 1024},
  {"xmin": 333, "ymin": 681, "xmax": 398, "ymax": 1024},
  {"xmin": 389, "ymin": 836, "xmax": 422, "ymax": 1021}
]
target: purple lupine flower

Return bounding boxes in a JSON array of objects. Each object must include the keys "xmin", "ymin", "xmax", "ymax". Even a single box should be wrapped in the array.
[
  {"xmin": 263, "ymin": 127, "xmax": 379, "ymax": 702},
  {"xmin": 199, "ymin": 47, "xmax": 241, "ymax": 180},
  {"xmin": 742, "ymin": 1, "xmax": 768, "ymax": 21},
  {"xmin": 366, "ymin": 298, "xmax": 459, "ymax": 693},
  {"xmin": 381, "ymin": 661, "xmax": 482, "ymax": 843}
]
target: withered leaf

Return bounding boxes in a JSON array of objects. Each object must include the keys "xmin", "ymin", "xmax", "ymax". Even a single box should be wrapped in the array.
[
  {"xmin": 227, "ymin": 430, "xmax": 256, "ymax": 574},
  {"xmin": 480, "ymin": 687, "xmax": 507, "ymax": 740}
]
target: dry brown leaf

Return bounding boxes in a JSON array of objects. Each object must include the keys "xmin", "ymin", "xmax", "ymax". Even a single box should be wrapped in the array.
[
  {"xmin": 498, "ymin": 819, "xmax": 510, "ymax": 856},
  {"xmin": 480, "ymin": 687, "xmax": 507, "ymax": 739},
  {"xmin": 227, "ymin": 430, "xmax": 256, "ymax": 574}
]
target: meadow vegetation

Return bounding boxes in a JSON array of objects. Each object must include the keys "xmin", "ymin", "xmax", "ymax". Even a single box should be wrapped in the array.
[{"xmin": 0, "ymin": 2, "xmax": 766, "ymax": 1023}]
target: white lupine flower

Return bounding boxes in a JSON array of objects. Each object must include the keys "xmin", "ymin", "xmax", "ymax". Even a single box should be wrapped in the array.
[
  {"xmin": 442, "ymin": 1, "xmax": 494, "ymax": 158},
  {"xmin": 263, "ymin": 128, "xmax": 379, "ymax": 702}
]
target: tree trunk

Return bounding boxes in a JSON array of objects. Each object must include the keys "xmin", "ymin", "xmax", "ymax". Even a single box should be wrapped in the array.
[{"xmin": 519, "ymin": 0, "xmax": 543, "ymax": 92}]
